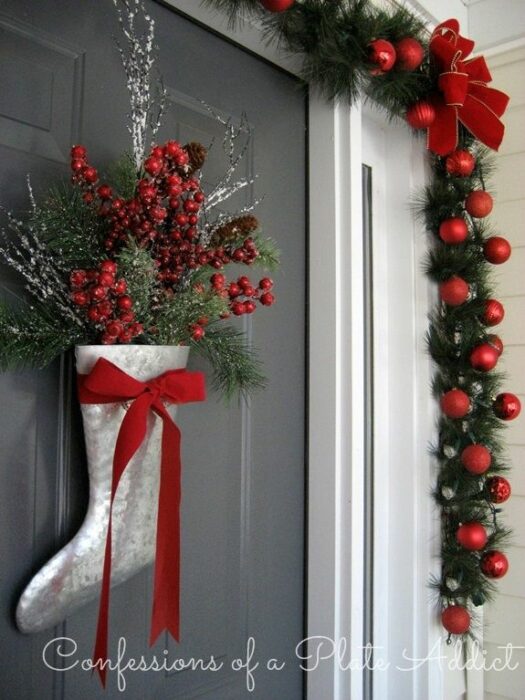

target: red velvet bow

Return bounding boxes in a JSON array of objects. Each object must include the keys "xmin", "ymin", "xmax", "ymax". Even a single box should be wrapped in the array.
[
  {"xmin": 427, "ymin": 19, "xmax": 509, "ymax": 155},
  {"xmin": 78, "ymin": 357, "xmax": 206, "ymax": 687}
]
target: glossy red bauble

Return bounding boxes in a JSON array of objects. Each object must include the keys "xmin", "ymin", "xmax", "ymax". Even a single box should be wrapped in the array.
[
  {"xmin": 461, "ymin": 444, "xmax": 492, "ymax": 475},
  {"xmin": 394, "ymin": 37, "xmax": 424, "ymax": 71},
  {"xmin": 483, "ymin": 299, "xmax": 505, "ymax": 326},
  {"xmin": 368, "ymin": 39, "xmax": 397, "ymax": 75},
  {"xmin": 439, "ymin": 276, "xmax": 469, "ymax": 306},
  {"xmin": 456, "ymin": 522, "xmax": 488, "ymax": 550},
  {"xmin": 494, "ymin": 393, "xmax": 522, "ymax": 421},
  {"xmin": 406, "ymin": 100, "xmax": 436, "ymax": 129},
  {"xmin": 481, "ymin": 550, "xmax": 509, "ymax": 578},
  {"xmin": 486, "ymin": 475, "xmax": 512, "ymax": 504},
  {"xmin": 442, "ymin": 605, "xmax": 471, "ymax": 635},
  {"xmin": 487, "ymin": 334, "xmax": 504, "ymax": 356},
  {"xmin": 470, "ymin": 343, "xmax": 499, "ymax": 372},
  {"xmin": 260, "ymin": 292, "xmax": 276, "ymax": 306},
  {"xmin": 445, "ymin": 150, "xmax": 476, "ymax": 177},
  {"xmin": 441, "ymin": 389, "xmax": 470, "ymax": 419},
  {"xmin": 483, "ymin": 236, "xmax": 512, "ymax": 265},
  {"xmin": 439, "ymin": 217, "xmax": 469, "ymax": 244},
  {"xmin": 260, "ymin": 0, "xmax": 294, "ymax": 11},
  {"xmin": 466, "ymin": 190, "xmax": 493, "ymax": 218}
]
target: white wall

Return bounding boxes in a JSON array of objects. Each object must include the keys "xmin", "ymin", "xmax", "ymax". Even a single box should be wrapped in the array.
[
  {"xmin": 467, "ymin": 0, "xmax": 525, "ymax": 51},
  {"xmin": 482, "ymin": 44, "xmax": 525, "ymax": 700}
]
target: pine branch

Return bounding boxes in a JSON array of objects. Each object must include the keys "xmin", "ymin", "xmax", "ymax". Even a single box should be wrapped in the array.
[
  {"xmin": 31, "ymin": 184, "xmax": 105, "ymax": 266},
  {"xmin": 104, "ymin": 152, "xmax": 140, "ymax": 199},
  {"xmin": 154, "ymin": 289, "xmax": 229, "ymax": 345},
  {"xmin": 191, "ymin": 323, "xmax": 265, "ymax": 399},
  {"xmin": 0, "ymin": 299, "xmax": 85, "ymax": 371}
]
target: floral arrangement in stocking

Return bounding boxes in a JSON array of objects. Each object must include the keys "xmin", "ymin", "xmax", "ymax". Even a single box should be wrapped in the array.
[{"xmin": 0, "ymin": 0, "xmax": 279, "ymax": 687}]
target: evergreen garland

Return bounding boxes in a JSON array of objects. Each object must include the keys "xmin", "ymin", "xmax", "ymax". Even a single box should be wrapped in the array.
[
  {"xmin": 203, "ymin": 0, "xmax": 517, "ymax": 644},
  {"xmin": 0, "ymin": 0, "xmax": 516, "ymax": 646}
]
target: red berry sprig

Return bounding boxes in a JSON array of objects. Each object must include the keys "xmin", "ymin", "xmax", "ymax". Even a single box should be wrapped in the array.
[
  {"xmin": 70, "ymin": 260, "xmax": 143, "ymax": 344},
  {"xmin": 210, "ymin": 273, "xmax": 275, "ymax": 320},
  {"xmin": 70, "ymin": 143, "xmax": 263, "ymax": 291}
]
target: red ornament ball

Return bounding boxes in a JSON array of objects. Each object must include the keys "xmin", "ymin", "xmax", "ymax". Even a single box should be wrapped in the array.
[
  {"xmin": 456, "ymin": 522, "xmax": 488, "ymax": 550},
  {"xmin": 494, "ymin": 393, "xmax": 522, "ymax": 421},
  {"xmin": 406, "ymin": 100, "xmax": 436, "ymax": 129},
  {"xmin": 441, "ymin": 389, "xmax": 470, "ymax": 419},
  {"xmin": 439, "ymin": 276, "xmax": 469, "ymax": 306},
  {"xmin": 71, "ymin": 145, "xmax": 87, "ymax": 159},
  {"xmin": 442, "ymin": 605, "xmax": 471, "ymax": 635},
  {"xmin": 439, "ymin": 217, "xmax": 469, "ymax": 244},
  {"xmin": 368, "ymin": 39, "xmax": 397, "ymax": 75},
  {"xmin": 461, "ymin": 444, "xmax": 492, "ymax": 475},
  {"xmin": 486, "ymin": 475, "xmax": 512, "ymax": 504},
  {"xmin": 466, "ymin": 190, "xmax": 493, "ymax": 218},
  {"xmin": 260, "ymin": 0, "xmax": 294, "ymax": 11},
  {"xmin": 483, "ymin": 299, "xmax": 505, "ymax": 326},
  {"xmin": 260, "ymin": 291, "xmax": 276, "ymax": 306},
  {"xmin": 470, "ymin": 343, "xmax": 499, "ymax": 372},
  {"xmin": 445, "ymin": 150, "xmax": 476, "ymax": 177},
  {"xmin": 487, "ymin": 334, "xmax": 504, "ymax": 356},
  {"xmin": 481, "ymin": 550, "xmax": 509, "ymax": 578},
  {"xmin": 483, "ymin": 236, "xmax": 512, "ymax": 265},
  {"xmin": 394, "ymin": 37, "xmax": 424, "ymax": 71}
]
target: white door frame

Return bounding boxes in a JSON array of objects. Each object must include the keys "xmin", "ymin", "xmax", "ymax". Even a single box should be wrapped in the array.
[{"xmin": 165, "ymin": 2, "xmax": 468, "ymax": 699}]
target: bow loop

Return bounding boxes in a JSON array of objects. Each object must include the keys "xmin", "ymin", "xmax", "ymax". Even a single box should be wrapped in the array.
[{"xmin": 78, "ymin": 357, "xmax": 205, "ymax": 687}]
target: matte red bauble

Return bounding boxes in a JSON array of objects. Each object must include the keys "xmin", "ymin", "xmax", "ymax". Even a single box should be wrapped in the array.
[
  {"xmin": 394, "ymin": 37, "xmax": 424, "ymax": 70},
  {"xmin": 483, "ymin": 299, "xmax": 505, "ymax": 326},
  {"xmin": 441, "ymin": 389, "xmax": 470, "ymax": 419},
  {"xmin": 439, "ymin": 276, "xmax": 469, "ymax": 306},
  {"xmin": 494, "ymin": 393, "xmax": 522, "ymax": 421},
  {"xmin": 481, "ymin": 550, "xmax": 509, "ymax": 578},
  {"xmin": 406, "ymin": 100, "xmax": 436, "ymax": 129},
  {"xmin": 439, "ymin": 217, "xmax": 468, "ymax": 244},
  {"xmin": 461, "ymin": 444, "xmax": 492, "ymax": 475},
  {"xmin": 260, "ymin": 0, "xmax": 295, "ymax": 11},
  {"xmin": 487, "ymin": 334, "xmax": 504, "ymax": 356},
  {"xmin": 456, "ymin": 522, "xmax": 488, "ymax": 550},
  {"xmin": 466, "ymin": 190, "xmax": 493, "ymax": 218},
  {"xmin": 445, "ymin": 150, "xmax": 475, "ymax": 177},
  {"xmin": 470, "ymin": 343, "xmax": 499, "ymax": 372},
  {"xmin": 442, "ymin": 605, "xmax": 471, "ymax": 635},
  {"xmin": 483, "ymin": 236, "xmax": 512, "ymax": 265},
  {"xmin": 368, "ymin": 39, "xmax": 396, "ymax": 75},
  {"xmin": 486, "ymin": 475, "xmax": 512, "ymax": 504}
]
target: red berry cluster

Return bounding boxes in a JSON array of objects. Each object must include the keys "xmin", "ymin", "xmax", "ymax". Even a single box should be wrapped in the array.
[
  {"xmin": 70, "ymin": 260, "xmax": 143, "ymax": 344},
  {"xmin": 70, "ymin": 144, "xmax": 263, "ymax": 290},
  {"xmin": 210, "ymin": 273, "xmax": 275, "ymax": 318}
]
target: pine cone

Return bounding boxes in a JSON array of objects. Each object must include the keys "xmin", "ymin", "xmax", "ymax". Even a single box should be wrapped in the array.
[
  {"xmin": 184, "ymin": 142, "xmax": 208, "ymax": 174},
  {"xmin": 211, "ymin": 215, "xmax": 259, "ymax": 245}
]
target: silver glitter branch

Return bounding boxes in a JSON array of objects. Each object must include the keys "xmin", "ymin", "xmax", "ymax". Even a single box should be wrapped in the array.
[
  {"xmin": 0, "ymin": 194, "xmax": 84, "ymax": 328},
  {"xmin": 197, "ymin": 106, "xmax": 259, "ymax": 246},
  {"xmin": 113, "ymin": 0, "xmax": 166, "ymax": 169}
]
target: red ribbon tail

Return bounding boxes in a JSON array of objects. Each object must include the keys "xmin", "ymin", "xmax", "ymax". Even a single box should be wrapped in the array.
[
  {"xmin": 92, "ymin": 525, "xmax": 114, "ymax": 687},
  {"xmin": 428, "ymin": 101, "xmax": 459, "ymax": 156},
  {"xmin": 149, "ymin": 409, "xmax": 182, "ymax": 646}
]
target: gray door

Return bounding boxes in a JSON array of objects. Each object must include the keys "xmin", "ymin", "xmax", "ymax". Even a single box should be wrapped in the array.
[{"xmin": 0, "ymin": 2, "xmax": 306, "ymax": 697}]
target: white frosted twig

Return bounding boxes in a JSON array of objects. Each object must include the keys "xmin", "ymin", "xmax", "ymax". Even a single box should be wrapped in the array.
[{"xmin": 112, "ymin": 0, "xmax": 161, "ymax": 168}]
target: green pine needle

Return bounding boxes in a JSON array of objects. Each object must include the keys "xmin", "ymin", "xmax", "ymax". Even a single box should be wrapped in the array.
[{"xmin": 192, "ymin": 324, "xmax": 265, "ymax": 400}]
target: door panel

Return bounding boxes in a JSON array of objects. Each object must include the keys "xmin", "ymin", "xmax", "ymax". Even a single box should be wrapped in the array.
[{"xmin": 0, "ymin": 2, "xmax": 306, "ymax": 698}]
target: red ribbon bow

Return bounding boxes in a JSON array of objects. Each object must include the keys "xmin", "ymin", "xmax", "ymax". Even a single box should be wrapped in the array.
[
  {"xmin": 78, "ymin": 357, "xmax": 206, "ymax": 687},
  {"xmin": 427, "ymin": 19, "xmax": 509, "ymax": 155}
]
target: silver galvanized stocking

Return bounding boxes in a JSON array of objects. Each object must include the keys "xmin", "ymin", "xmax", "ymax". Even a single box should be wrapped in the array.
[{"xmin": 16, "ymin": 344, "xmax": 189, "ymax": 634}]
